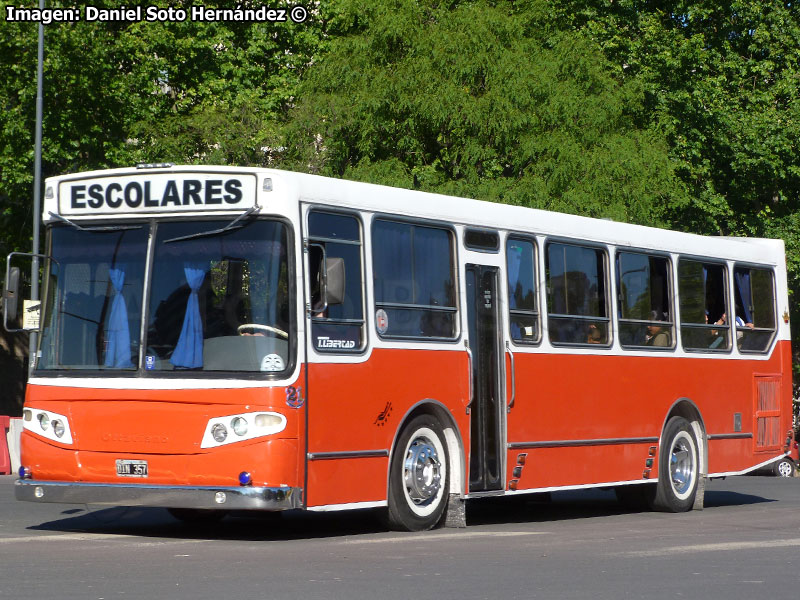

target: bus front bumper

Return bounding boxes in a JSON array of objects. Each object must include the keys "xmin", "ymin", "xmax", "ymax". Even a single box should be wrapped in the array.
[{"xmin": 15, "ymin": 479, "xmax": 302, "ymax": 511}]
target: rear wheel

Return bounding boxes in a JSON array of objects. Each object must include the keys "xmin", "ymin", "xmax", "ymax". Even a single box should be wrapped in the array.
[
  {"xmin": 384, "ymin": 415, "xmax": 450, "ymax": 531},
  {"xmin": 774, "ymin": 458, "xmax": 795, "ymax": 478},
  {"xmin": 652, "ymin": 417, "xmax": 699, "ymax": 512}
]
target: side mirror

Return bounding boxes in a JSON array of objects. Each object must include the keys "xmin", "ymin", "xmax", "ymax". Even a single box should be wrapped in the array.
[
  {"xmin": 308, "ymin": 245, "xmax": 346, "ymax": 316},
  {"xmin": 3, "ymin": 266, "xmax": 20, "ymax": 330},
  {"xmin": 325, "ymin": 257, "xmax": 345, "ymax": 306},
  {"xmin": 4, "ymin": 252, "xmax": 51, "ymax": 333}
]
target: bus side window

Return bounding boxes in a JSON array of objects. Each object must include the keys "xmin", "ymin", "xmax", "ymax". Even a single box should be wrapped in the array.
[
  {"xmin": 545, "ymin": 242, "xmax": 610, "ymax": 346},
  {"xmin": 617, "ymin": 252, "xmax": 674, "ymax": 349},
  {"xmin": 372, "ymin": 220, "xmax": 457, "ymax": 339},
  {"xmin": 308, "ymin": 211, "xmax": 365, "ymax": 353},
  {"xmin": 733, "ymin": 266, "xmax": 776, "ymax": 353},
  {"xmin": 506, "ymin": 237, "xmax": 539, "ymax": 344},
  {"xmin": 678, "ymin": 259, "xmax": 729, "ymax": 351}
]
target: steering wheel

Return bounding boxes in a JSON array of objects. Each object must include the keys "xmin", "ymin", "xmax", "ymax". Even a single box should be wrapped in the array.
[{"xmin": 237, "ymin": 323, "xmax": 289, "ymax": 339}]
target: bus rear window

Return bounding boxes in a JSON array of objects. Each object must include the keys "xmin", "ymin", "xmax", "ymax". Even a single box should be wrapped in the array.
[{"xmin": 734, "ymin": 266, "xmax": 776, "ymax": 353}]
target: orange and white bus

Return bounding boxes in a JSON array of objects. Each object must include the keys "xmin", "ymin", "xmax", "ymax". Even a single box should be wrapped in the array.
[{"xmin": 6, "ymin": 165, "xmax": 794, "ymax": 531}]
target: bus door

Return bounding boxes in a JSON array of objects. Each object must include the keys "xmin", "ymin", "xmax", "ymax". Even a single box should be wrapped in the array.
[
  {"xmin": 301, "ymin": 208, "xmax": 376, "ymax": 508},
  {"xmin": 465, "ymin": 264, "xmax": 504, "ymax": 492}
]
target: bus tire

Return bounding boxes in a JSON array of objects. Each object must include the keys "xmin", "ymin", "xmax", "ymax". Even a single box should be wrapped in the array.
[
  {"xmin": 652, "ymin": 416, "xmax": 699, "ymax": 512},
  {"xmin": 384, "ymin": 415, "xmax": 450, "ymax": 532},
  {"xmin": 774, "ymin": 458, "xmax": 795, "ymax": 478}
]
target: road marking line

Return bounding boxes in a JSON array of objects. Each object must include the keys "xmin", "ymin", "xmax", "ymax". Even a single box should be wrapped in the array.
[
  {"xmin": 0, "ymin": 530, "xmax": 548, "ymax": 546},
  {"xmin": 0, "ymin": 532, "xmax": 202, "ymax": 545},
  {"xmin": 621, "ymin": 538, "xmax": 800, "ymax": 557},
  {"xmin": 337, "ymin": 531, "xmax": 549, "ymax": 544}
]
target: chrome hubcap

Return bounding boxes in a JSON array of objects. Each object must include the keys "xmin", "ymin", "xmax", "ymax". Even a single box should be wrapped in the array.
[
  {"xmin": 670, "ymin": 434, "xmax": 695, "ymax": 495},
  {"xmin": 404, "ymin": 438, "xmax": 442, "ymax": 504}
]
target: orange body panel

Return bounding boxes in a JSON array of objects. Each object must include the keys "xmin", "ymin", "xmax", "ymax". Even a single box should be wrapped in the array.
[
  {"xmin": 22, "ymin": 368, "xmax": 307, "ymax": 489},
  {"xmin": 506, "ymin": 341, "xmax": 792, "ymax": 486},
  {"xmin": 305, "ymin": 348, "xmax": 470, "ymax": 507},
  {"xmin": 21, "ymin": 342, "xmax": 792, "ymax": 506}
]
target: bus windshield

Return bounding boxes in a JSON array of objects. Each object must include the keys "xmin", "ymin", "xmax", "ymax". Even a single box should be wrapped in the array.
[{"xmin": 37, "ymin": 219, "xmax": 292, "ymax": 374}]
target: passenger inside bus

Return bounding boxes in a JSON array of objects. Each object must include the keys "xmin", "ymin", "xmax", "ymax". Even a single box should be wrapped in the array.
[
  {"xmin": 707, "ymin": 311, "xmax": 727, "ymax": 349},
  {"xmin": 645, "ymin": 311, "xmax": 670, "ymax": 347}
]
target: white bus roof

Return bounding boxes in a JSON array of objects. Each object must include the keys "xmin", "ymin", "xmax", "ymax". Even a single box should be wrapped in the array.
[{"xmin": 43, "ymin": 165, "xmax": 784, "ymax": 265}]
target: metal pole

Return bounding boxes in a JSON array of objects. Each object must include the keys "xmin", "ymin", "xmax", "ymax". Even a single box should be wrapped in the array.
[{"xmin": 29, "ymin": 1, "xmax": 44, "ymax": 372}]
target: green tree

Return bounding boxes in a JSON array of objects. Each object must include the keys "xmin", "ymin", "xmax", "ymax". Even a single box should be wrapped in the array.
[
  {"xmin": 546, "ymin": 0, "xmax": 800, "ymax": 370},
  {"xmin": 286, "ymin": 0, "xmax": 689, "ymax": 226},
  {"xmin": 0, "ymin": 0, "xmax": 327, "ymax": 255},
  {"xmin": 0, "ymin": 0, "xmax": 329, "ymax": 412}
]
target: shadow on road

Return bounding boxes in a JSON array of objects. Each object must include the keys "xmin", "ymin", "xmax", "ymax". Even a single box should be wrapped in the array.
[{"xmin": 24, "ymin": 481, "xmax": 776, "ymax": 541}]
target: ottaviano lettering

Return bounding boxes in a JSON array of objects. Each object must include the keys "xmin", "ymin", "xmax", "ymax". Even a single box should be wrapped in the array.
[{"xmin": 70, "ymin": 179, "xmax": 243, "ymax": 210}]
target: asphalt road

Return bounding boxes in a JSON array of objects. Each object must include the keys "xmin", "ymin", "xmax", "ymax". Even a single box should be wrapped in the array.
[{"xmin": 1, "ymin": 474, "xmax": 798, "ymax": 599}]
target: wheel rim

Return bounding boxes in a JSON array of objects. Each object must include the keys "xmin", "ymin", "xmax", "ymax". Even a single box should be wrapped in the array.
[
  {"xmin": 777, "ymin": 460, "xmax": 793, "ymax": 477},
  {"xmin": 402, "ymin": 429, "xmax": 445, "ymax": 517},
  {"xmin": 669, "ymin": 431, "xmax": 696, "ymax": 500}
]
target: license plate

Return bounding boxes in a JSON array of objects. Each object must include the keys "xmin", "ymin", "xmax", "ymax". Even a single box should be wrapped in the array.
[{"xmin": 116, "ymin": 459, "xmax": 148, "ymax": 478}]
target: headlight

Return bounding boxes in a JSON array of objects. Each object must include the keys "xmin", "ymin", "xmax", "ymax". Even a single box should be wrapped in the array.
[
  {"xmin": 211, "ymin": 423, "xmax": 228, "ymax": 443},
  {"xmin": 201, "ymin": 411, "xmax": 286, "ymax": 448},
  {"xmin": 22, "ymin": 408, "xmax": 74, "ymax": 444},
  {"xmin": 231, "ymin": 417, "xmax": 248, "ymax": 437}
]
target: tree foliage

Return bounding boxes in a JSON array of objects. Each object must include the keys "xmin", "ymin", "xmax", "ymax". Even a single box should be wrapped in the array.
[
  {"xmin": 547, "ymin": 0, "xmax": 800, "ymax": 368},
  {"xmin": 286, "ymin": 0, "xmax": 689, "ymax": 226},
  {"xmin": 0, "ymin": 0, "xmax": 328, "ymax": 254},
  {"xmin": 0, "ymin": 0, "xmax": 798, "ymax": 377}
]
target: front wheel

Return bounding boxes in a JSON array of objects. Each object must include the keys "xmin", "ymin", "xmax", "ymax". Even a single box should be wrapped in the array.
[
  {"xmin": 384, "ymin": 415, "xmax": 450, "ymax": 531},
  {"xmin": 651, "ymin": 416, "xmax": 699, "ymax": 512}
]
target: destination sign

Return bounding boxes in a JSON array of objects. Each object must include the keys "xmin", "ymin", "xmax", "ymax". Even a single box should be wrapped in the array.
[{"xmin": 58, "ymin": 173, "xmax": 258, "ymax": 216}]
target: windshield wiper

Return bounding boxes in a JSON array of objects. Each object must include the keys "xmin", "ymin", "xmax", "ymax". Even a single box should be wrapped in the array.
[
  {"xmin": 49, "ymin": 212, "xmax": 143, "ymax": 232},
  {"xmin": 163, "ymin": 206, "xmax": 261, "ymax": 244}
]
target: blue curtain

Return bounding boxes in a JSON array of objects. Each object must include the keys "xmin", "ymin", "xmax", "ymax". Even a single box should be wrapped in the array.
[
  {"xmin": 104, "ymin": 266, "xmax": 133, "ymax": 368},
  {"xmin": 734, "ymin": 270, "xmax": 752, "ymax": 323},
  {"xmin": 171, "ymin": 263, "xmax": 207, "ymax": 368}
]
